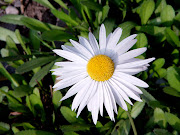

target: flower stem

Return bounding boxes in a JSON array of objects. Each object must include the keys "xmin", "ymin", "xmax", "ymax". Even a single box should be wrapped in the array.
[{"xmin": 127, "ymin": 111, "xmax": 137, "ymax": 135}]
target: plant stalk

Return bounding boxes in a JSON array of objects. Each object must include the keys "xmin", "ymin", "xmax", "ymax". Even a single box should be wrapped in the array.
[{"xmin": 127, "ymin": 111, "xmax": 138, "ymax": 135}]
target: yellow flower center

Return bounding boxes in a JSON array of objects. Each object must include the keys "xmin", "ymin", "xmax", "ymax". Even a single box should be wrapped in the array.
[{"xmin": 87, "ymin": 55, "xmax": 114, "ymax": 81}]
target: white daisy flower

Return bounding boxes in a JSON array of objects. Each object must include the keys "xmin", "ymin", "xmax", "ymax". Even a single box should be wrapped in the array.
[{"xmin": 52, "ymin": 24, "xmax": 155, "ymax": 124}]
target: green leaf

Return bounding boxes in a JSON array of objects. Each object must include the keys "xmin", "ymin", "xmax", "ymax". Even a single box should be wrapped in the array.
[
  {"xmin": 140, "ymin": 88, "xmax": 156, "ymax": 104},
  {"xmin": 154, "ymin": 108, "xmax": 167, "ymax": 128},
  {"xmin": 54, "ymin": 0, "xmax": 68, "ymax": 10},
  {"xmin": 154, "ymin": 0, "xmax": 167, "ymax": 15},
  {"xmin": 165, "ymin": 28, "xmax": 180, "ymax": 47},
  {"xmin": 104, "ymin": 19, "xmax": 116, "ymax": 36},
  {"xmin": 156, "ymin": 68, "xmax": 166, "ymax": 78},
  {"xmin": 140, "ymin": 0, "xmax": 155, "ymax": 25},
  {"xmin": 165, "ymin": 112, "xmax": 180, "ymax": 132},
  {"xmin": 131, "ymin": 101, "xmax": 145, "ymax": 119},
  {"xmin": 174, "ymin": 12, "xmax": 180, "ymax": 29},
  {"xmin": 29, "ymin": 62, "xmax": 54, "ymax": 87},
  {"xmin": 60, "ymin": 106, "xmax": 84, "ymax": 124},
  {"xmin": 0, "ymin": 15, "xmax": 25, "ymax": 25},
  {"xmin": 160, "ymin": 5, "xmax": 175, "ymax": 26},
  {"xmin": 0, "ymin": 122, "xmax": 10, "ymax": 134},
  {"xmin": 0, "ymin": 86, "xmax": 8, "ymax": 103},
  {"xmin": 111, "ymin": 120, "xmax": 131, "ymax": 135},
  {"xmin": 153, "ymin": 129, "xmax": 173, "ymax": 135},
  {"xmin": 0, "ymin": 27, "xmax": 21, "ymax": 44},
  {"xmin": 8, "ymin": 102, "xmax": 30, "ymax": 113},
  {"xmin": 16, "ymin": 56, "xmax": 57, "ymax": 74},
  {"xmin": 51, "ymin": 9, "xmax": 79, "ymax": 26},
  {"xmin": 29, "ymin": 30, "xmax": 40, "ymax": 50},
  {"xmin": 0, "ymin": 63, "xmax": 19, "ymax": 87},
  {"xmin": 60, "ymin": 124, "xmax": 91, "ymax": 132},
  {"xmin": 6, "ymin": 36, "xmax": 18, "ymax": 52},
  {"xmin": 32, "ymin": 0, "xmax": 55, "ymax": 10},
  {"xmin": 52, "ymin": 91, "xmax": 62, "ymax": 111},
  {"xmin": 81, "ymin": 0, "xmax": 103, "ymax": 11},
  {"xmin": 41, "ymin": 30, "xmax": 75, "ymax": 41},
  {"xmin": 20, "ymin": 17, "xmax": 50, "ymax": 32},
  {"xmin": 13, "ymin": 122, "xmax": 35, "ymax": 130},
  {"xmin": 167, "ymin": 66, "xmax": 180, "ymax": 92},
  {"xmin": 133, "ymin": 33, "xmax": 148, "ymax": 49},
  {"xmin": 29, "ymin": 94, "xmax": 45, "ymax": 121},
  {"xmin": 0, "ymin": 55, "xmax": 33, "ymax": 62},
  {"xmin": 15, "ymin": 130, "xmax": 56, "ymax": 135},
  {"xmin": 102, "ymin": 5, "xmax": 110, "ymax": 22},
  {"xmin": 13, "ymin": 85, "xmax": 32, "ymax": 98},
  {"xmin": 118, "ymin": 21, "xmax": 137, "ymax": 41},
  {"xmin": 163, "ymin": 87, "xmax": 180, "ymax": 97},
  {"xmin": 152, "ymin": 58, "xmax": 165, "ymax": 71},
  {"xmin": 171, "ymin": 49, "xmax": 179, "ymax": 64}
]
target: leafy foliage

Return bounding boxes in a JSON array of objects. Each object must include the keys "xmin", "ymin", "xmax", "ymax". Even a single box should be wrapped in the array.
[{"xmin": 0, "ymin": 0, "xmax": 179, "ymax": 134}]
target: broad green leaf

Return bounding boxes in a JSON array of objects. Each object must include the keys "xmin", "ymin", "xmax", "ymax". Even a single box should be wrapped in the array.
[
  {"xmin": 29, "ymin": 30, "xmax": 40, "ymax": 50},
  {"xmin": 140, "ymin": 88, "xmax": 156, "ymax": 104},
  {"xmin": 111, "ymin": 120, "xmax": 130, "ymax": 135},
  {"xmin": 149, "ymin": 101, "xmax": 167, "ymax": 109},
  {"xmin": 41, "ymin": 30, "xmax": 75, "ymax": 41},
  {"xmin": 133, "ymin": 33, "xmax": 148, "ymax": 49},
  {"xmin": 163, "ymin": 87, "xmax": 180, "ymax": 97},
  {"xmin": 52, "ymin": 91, "xmax": 62, "ymax": 111},
  {"xmin": 13, "ymin": 85, "xmax": 32, "ymax": 98},
  {"xmin": 29, "ymin": 62, "xmax": 54, "ymax": 87},
  {"xmin": 102, "ymin": 5, "xmax": 110, "ymax": 22},
  {"xmin": 60, "ymin": 124, "xmax": 91, "ymax": 132},
  {"xmin": 0, "ymin": 63, "xmax": 19, "ymax": 87},
  {"xmin": 171, "ymin": 49, "xmax": 179, "ymax": 64},
  {"xmin": 12, "ymin": 127, "xmax": 20, "ymax": 134},
  {"xmin": 81, "ymin": 0, "xmax": 103, "ymax": 11},
  {"xmin": 16, "ymin": 56, "xmax": 57, "ymax": 73},
  {"xmin": 1, "ymin": 90, "xmax": 21, "ymax": 103},
  {"xmin": 153, "ymin": 129, "xmax": 173, "ymax": 135},
  {"xmin": 100, "ymin": 121, "xmax": 113, "ymax": 132},
  {"xmin": 104, "ymin": 19, "xmax": 115, "ymax": 36},
  {"xmin": 64, "ymin": 132, "xmax": 79, "ymax": 135},
  {"xmin": 160, "ymin": 5, "xmax": 175, "ymax": 26},
  {"xmin": 119, "ymin": 21, "xmax": 137, "ymax": 41},
  {"xmin": 0, "ymin": 27, "xmax": 20, "ymax": 44},
  {"xmin": 60, "ymin": 106, "xmax": 84, "ymax": 124},
  {"xmin": 131, "ymin": 101, "xmax": 145, "ymax": 118},
  {"xmin": 51, "ymin": 9, "xmax": 79, "ymax": 26},
  {"xmin": 0, "ymin": 55, "xmax": 33, "ymax": 62},
  {"xmin": 6, "ymin": 36, "xmax": 18, "ymax": 52},
  {"xmin": 0, "ymin": 122, "xmax": 10, "ymax": 134},
  {"xmin": 165, "ymin": 112, "xmax": 180, "ymax": 132},
  {"xmin": 156, "ymin": 68, "xmax": 166, "ymax": 78},
  {"xmin": 20, "ymin": 17, "xmax": 50, "ymax": 32},
  {"xmin": 174, "ymin": 12, "xmax": 180, "ymax": 28},
  {"xmin": 29, "ymin": 94, "xmax": 46, "ymax": 121},
  {"xmin": 0, "ymin": 86, "xmax": 8, "ymax": 102},
  {"xmin": 167, "ymin": 66, "xmax": 180, "ymax": 92},
  {"xmin": 152, "ymin": 58, "xmax": 165, "ymax": 71},
  {"xmin": 32, "ymin": 0, "xmax": 55, "ymax": 10},
  {"xmin": 165, "ymin": 28, "xmax": 180, "ymax": 47},
  {"xmin": 154, "ymin": 108, "xmax": 167, "ymax": 128},
  {"xmin": 0, "ymin": 15, "xmax": 25, "ymax": 25},
  {"xmin": 54, "ymin": 0, "xmax": 68, "ymax": 10},
  {"xmin": 13, "ymin": 122, "xmax": 35, "ymax": 130},
  {"xmin": 155, "ymin": 0, "xmax": 167, "ymax": 15},
  {"xmin": 15, "ymin": 130, "xmax": 56, "ymax": 135},
  {"xmin": 8, "ymin": 102, "xmax": 29, "ymax": 113},
  {"xmin": 148, "ymin": 17, "xmax": 161, "ymax": 26},
  {"xmin": 140, "ymin": 0, "xmax": 155, "ymax": 25},
  {"xmin": 1, "ymin": 48, "xmax": 9, "ymax": 57}
]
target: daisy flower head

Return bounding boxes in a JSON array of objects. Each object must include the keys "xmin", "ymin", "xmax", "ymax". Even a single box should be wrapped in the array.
[{"xmin": 52, "ymin": 24, "xmax": 155, "ymax": 124}]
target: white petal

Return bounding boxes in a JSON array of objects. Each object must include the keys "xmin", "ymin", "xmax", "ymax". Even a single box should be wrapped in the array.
[
  {"xmin": 89, "ymin": 32, "xmax": 99, "ymax": 55},
  {"xmin": 71, "ymin": 77, "xmax": 92, "ymax": 111},
  {"xmin": 117, "ymin": 47, "xmax": 147, "ymax": 64},
  {"xmin": 103, "ymin": 82, "xmax": 114, "ymax": 121},
  {"xmin": 62, "ymin": 45, "xmax": 78, "ymax": 53},
  {"xmin": 76, "ymin": 80, "xmax": 98, "ymax": 117},
  {"xmin": 117, "ymin": 58, "xmax": 155, "ymax": 68},
  {"xmin": 99, "ymin": 82, "xmax": 104, "ymax": 116},
  {"xmin": 91, "ymin": 91, "xmax": 99, "ymax": 124},
  {"xmin": 107, "ymin": 27, "xmax": 122, "ymax": 50},
  {"xmin": 105, "ymin": 81, "xmax": 118, "ymax": 114},
  {"xmin": 55, "ymin": 61, "xmax": 86, "ymax": 67},
  {"xmin": 57, "ymin": 70, "xmax": 86, "ymax": 80},
  {"xmin": 116, "ymin": 39, "xmax": 137, "ymax": 56},
  {"xmin": 99, "ymin": 24, "xmax": 106, "ymax": 52},
  {"xmin": 115, "ymin": 66, "xmax": 147, "ymax": 75},
  {"xmin": 109, "ymin": 80, "xmax": 128, "ymax": 111},
  {"xmin": 53, "ymin": 49, "xmax": 87, "ymax": 63},
  {"xmin": 116, "ymin": 34, "xmax": 137, "ymax": 51},
  {"xmin": 60, "ymin": 77, "xmax": 90, "ymax": 101},
  {"xmin": 106, "ymin": 33, "xmax": 112, "ymax": 43},
  {"xmin": 79, "ymin": 37, "xmax": 95, "ymax": 55},
  {"xmin": 70, "ymin": 39, "xmax": 93, "ymax": 59},
  {"xmin": 108, "ymin": 79, "xmax": 133, "ymax": 105},
  {"xmin": 53, "ymin": 72, "xmax": 88, "ymax": 90},
  {"xmin": 113, "ymin": 77, "xmax": 143, "ymax": 94},
  {"xmin": 114, "ymin": 72, "xmax": 149, "ymax": 88}
]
